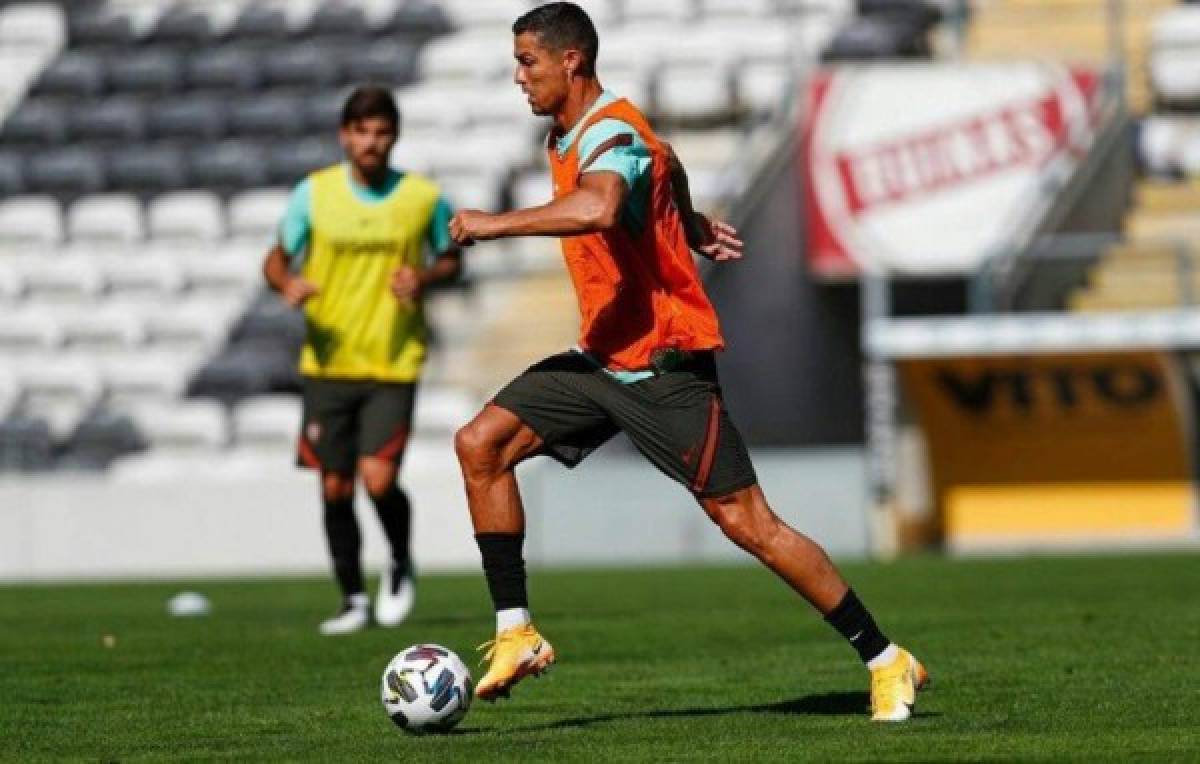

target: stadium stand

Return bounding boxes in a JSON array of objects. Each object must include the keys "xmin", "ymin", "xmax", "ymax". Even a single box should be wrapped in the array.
[{"xmin": 0, "ymin": 0, "xmax": 938, "ymax": 473}]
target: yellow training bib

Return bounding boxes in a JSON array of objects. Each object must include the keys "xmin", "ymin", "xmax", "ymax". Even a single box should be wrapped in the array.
[{"xmin": 299, "ymin": 164, "xmax": 440, "ymax": 382}]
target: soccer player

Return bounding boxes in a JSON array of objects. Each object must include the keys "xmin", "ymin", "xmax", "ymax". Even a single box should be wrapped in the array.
[
  {"xmin": 263, "ymin": 86, "xmax": 461, "ymax": 635},
  {"xmin": 449, "ymin": 3, "xmax": 927, "ymax": 721}
]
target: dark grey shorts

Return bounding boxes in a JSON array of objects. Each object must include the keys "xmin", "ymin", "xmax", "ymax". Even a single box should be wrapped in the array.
[
  {"xmin": 492, "ymin": 351, "xmax": 757, "ymax": 498},
  {"xmin": 297, "ymin": 377, "xmax": 415, "ymax": 475}
]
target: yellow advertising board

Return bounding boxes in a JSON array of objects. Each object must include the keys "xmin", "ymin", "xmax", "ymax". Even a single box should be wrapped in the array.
[{"xmin": 898, "ymin": 352, "xmax": 1197, "ymax": 550}]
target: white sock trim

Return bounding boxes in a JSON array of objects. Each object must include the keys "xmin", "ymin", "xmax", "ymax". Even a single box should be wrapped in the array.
[
  {"xmin": 866, "ymin": 643, "xmax": 899, "ymax": 671},
  {"xmin": 496, "ymin": 607, "xmax": 531, "ymax": 633}
]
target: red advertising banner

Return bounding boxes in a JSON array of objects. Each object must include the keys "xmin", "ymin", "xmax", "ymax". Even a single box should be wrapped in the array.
[{"xmin": 803, "ymin": 64, "xmax": 1100, "ymax": 278}]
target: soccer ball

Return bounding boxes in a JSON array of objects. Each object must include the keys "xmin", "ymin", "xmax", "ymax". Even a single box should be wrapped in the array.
[{"xmin": 380, "ymin": 644, "xmax": 473, "ymax": 733}]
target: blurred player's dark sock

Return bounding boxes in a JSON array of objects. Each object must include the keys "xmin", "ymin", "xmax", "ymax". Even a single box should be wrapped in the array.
[
  {"xmin": 324, "ymin": 496, "xmax": 364, "ymax": 597},
  {"xmin": 369, "ymin": 483, "xmax": 411, "ymax": 573},
  {"xmin": 825, "ymin": 589, "xmax": 891, "ymax": 665},
  {"xmin": 475, "ymin": 532, "xmax": 528, "ymax": 614}
]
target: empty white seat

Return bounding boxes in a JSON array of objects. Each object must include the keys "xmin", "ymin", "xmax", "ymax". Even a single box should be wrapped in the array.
[
  {"xmin": 0, "ymin": 306, "xmax": 62, "ymax": 353},
  {"xmin": 684, "ymin": 166, "xmax": 730, "ymax": 213},
  {"xmin": 427, "ymin": 130, "xmax": 531, "ymax": 176},
  {"xmin": 600, "ymin": 25, "xmax": 681, "ymax": 76},
  {"xmin": 147, "ymin": 190, "xmax": 226, "ymax": 244},
  {"xmin": 739, "ymin": 61, "xmax": 792, "ymax": 113},
  {"xmin": 232, "ymin": 394, "xmax": 300, "ymax": 449},
  {"xmin": 1139, "ymin": 116, "xmax": 1190, "ymax": 176},
  {"xmin": 599, "ymin": 72, "xmax": 651, "ymax": 112},
  {"xmin": 0, "ymin": 195, "xmax": 64, "ymax": 252},
  {"xmin": 10, "ymin": 254, "xmax": 106, "ymax": 303},
  {"xmin": 67, "ymin": 193, "xmax": 144, "ymax": 247},
  {"xmin": 440, "ymin": 0, "xmax": 526, "ymax": 30},
  {"xmin": 0, "ymin": 3, "xmax": 66, "ymax": 51},
  {"xmin": 0, "ymin": 260, "xmax": 24, "ymax": 302},
  {"xmin": 97, "ymin": 348, "xmax": 206, "ymax": 406},
  {"xmin": 122, "ymin": 400, "xmax": 229, "ymax": 452},
  {"xmin": 55, "ymin": 304, "xmax": 147, "ymax": 351},
  {"xmin": 1153, "ymin": 7, "xmax": 1200, "ymax": 49},
  {"xmin": 227, "ymin": 189, "xmax": 289, "ymax": 245},
  {"xmin": 395, "ymin": 83, "xmax": 471, "ymax": 132},
  {"xmin": 96, "ymin": 254, "xmax": 187, "ymax": 298},
  {"xmin": 182, "ymin": 252, "xmax": 261, "ymax": 297},
  {"xmin": 15, "ymin": 355, "xmax": 102, "ymax": 438},
  {"xmin": 623, "ymin": 0, "xmax": 694, "ymax": 24},
  {"xmin": 665, "ymin": 128, "xmax": 741, "ymax": 170},
  {"xmin": 435, "ymin": 170, "xmax": 506, "ymax": 212},
  {"xmin": 656, "ymin": 66, "xmax": 734, "ymax": 121},
  {"xmin": 161, "ymin": 0, "xmax": 245, "ymax": 37},
  {"xmin": 417, "ymin": 32, "xmax": 513, "ymax": 82},
  {"xmin": 697, "ymin": 0, "xmax": 774, "ymax": 19},
  {"xmin": 510, "ymin": 169, "xmax": 552, "ymax": 210},
  {"xmin": 136, "ymin": 295, "xmax": 245, "ymax": 352},
  {"xmin": 108, "ymin": 451, "xmax": 221, "ymax": 483}
]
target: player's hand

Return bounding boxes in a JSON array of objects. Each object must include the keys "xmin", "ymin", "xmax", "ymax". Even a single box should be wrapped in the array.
[
  {"xmin": 449, "ymin": 209, "xmax": 494, "ymax": 246},
  {"xmin": 391, "ymin": 265, "xmax": 423, "ymax": 302},
  {"xmin": 689, "ymin": 214, "xmax": 743, "ymax": 262},
  {"xmin": 281, "ymin": 276, "xmax": 319, "ymax": 307}
]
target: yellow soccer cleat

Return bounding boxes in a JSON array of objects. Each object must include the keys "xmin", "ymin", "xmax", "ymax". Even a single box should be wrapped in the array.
[
  {"xmin": 869, "ymin": 647, "xmax": 929, "ymax": 722},
  {"xmin": 475, "ymin": 624, "xmax": 556, "ymax": 702}
]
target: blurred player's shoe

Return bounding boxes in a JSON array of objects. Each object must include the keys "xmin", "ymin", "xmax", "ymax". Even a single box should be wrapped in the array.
[
  {"xmin": 869, "ymin": 647, "xmax": 929, "ymax": 722},
  {"xmin": 375, "ymin": 564, "xmax": 415, "ymax": 627},
  {"xmin": 475, "ymin": 624, "xmax": 556, "ymax": 701},
  {"xmin": 319, "ymin": 593, "xmax": 369, "ymax": 636}
]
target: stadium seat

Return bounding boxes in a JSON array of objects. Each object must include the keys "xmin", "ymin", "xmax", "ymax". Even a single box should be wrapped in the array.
[
  {"xmin": 12, "ymin": 253, "xmax": 106, "ymax": 304},
  {"xmin": 230, "ymin": 291, "xmax": 306, "ymax": 349},
  {"xmin": 66, "ymin": 193, "xmax": 144, "ymax": 246},
  {"xmin": 227, "ymin": 94, "xmax": 305, "ymax": 137},
  {"xmin": 303, "ymin": 88, "xmax": 351, "ymax": 132},
  {"xmin": 227, "ymin": 189, "xmax": 290, "ymax": 243},
  {"xmin": 106, "ymin": 48, "xmax": 184, "ymax": 95},
  {"xmin": 1, "ymin": 98, "xmax": 69, "ymax": 146},
  {"xmin": 394, "ymin": 83, "xmax": 471, "ymax": 132},
  {"xmin": 738, "ymin": 61, "xmax": 792, "ymax": 114},
  {"xmin": 0, "ymin": 306, "xmax": 62, "ymax": 354},
  {"xmin": 14, "ymin": 355, "xmax": 103, "ymax": 439},
  {"xmin": 121, "ymin": 400, "xmax": 230, "ymax": 453},
  {"xmin": 57, "ymin": 408, "xmax": 145, "ymax": 471},
  {"xmin": 380, "ymin": 0, "xmax": 451, "ymax": 39},
  {"xmin": 151, "ymin": 0, "xmax": 244, "ymax": 45},
  {"xmin": 656, "ymin": 66, "xmax": 735, "ymax": 122},
  {"xmin": 343, "ymin": 38, "xmax": 419, "ymax": 86},
  {"xmin": 0, "ymin": 371, "xmax": 19, "ymax": 422},
  {"xmin": 182, "ymin": 253, "xmax": 261, "ymax": 298},
  {"xmin": 626, "ymin": 0, "xmax": 695, "ymax": 24},
  {"xmin": 68, "ymin": 2, "xmax": 167, "ymax": 48},
  {"xmin": 0, "ymin": 415, "xmax": 54, "ymax": 473},
  {"xmin": 136, "ymin": 295, "xmax": 244, "ymax": 353},
  {"xmin": 187, "ymin": 140, "xmax": 269, "ymax": 191},
  {"xmin": 96, "ymin": 255, "xmax": 186, "ymax": 298},
  {"xmin": 32, "ymin": 51, "xmax": 105, "ymax": 98},
  {"xmin": 187, "ymin": 47, "xmax": 263, "ymax": 93},
  {"xmin": 147, "ymin": 95, "xmax": 228, "ymax": 141},
  {"xmin": 414, "ymin": 386, "xmax": 479, "ymax": 433},
  {"xmin": 432, "ymin": 170, "xmax": 506, "ymax": 212},
  {"xmin": 697, "ymin": 0, "xmax": 774, "ymax": 20},
  {"xmin": 228, "ymin": 0, "xmax": 318, "ymax": 41},
  {"xmin": 266, "ymin": 137, "xmax": 342, "ymax": 186},
  {"xmin": 510, "ymin": 169, "xmax": 551, "ymax": 211},
  {"xmin": 417, "ymin": 32, "xmax": 514, "ymax": 82},
  {"xmin": 0, "ymin": 195, "xmax": 64, "ymax": 251},
  {"xmin": 97, "ymin": 348, "xmax": 207, "ymax": 407},
  {"xmin": 55, "ymin": 303, "xmax": 146, "ymax": 351},
  {"xmin": 186, "ymin": 348, "xmax": 279, "ymax": 402},
  {"xmin": 0, "ymin": 260, "xmax": 23, "ymax": 303},
  {"xmin": 66, "ymin": 96, "xmax": 147, "ymax": 144},
  {"xmin": 308, "ymin": 1, "xmax": 371, "ymax": 39},
  {"xmin": 146, "ymin": 190, "xmax": 226, "ymax": 244},
  {"xmin": 261, "ymin": 45, "xmax": 344, "ymax": 89},
  {"xmin": 0, "ymin": 152, "xmax": 25, "ymax": 197},
  {"xmin": 439, "ymin": 0, "xmax": 527, "ymax": 30},
  {"xmin": 231, "ymin": 394, "xmax": 301, "ymax": 450},
  {"xmin": 0, "ymin": 3, "xmax": 64, "ymax": 49},
  {"xmin": 105, "ymin": 145, "xmax": 188, "ymax": 194},
  {"xmin": 26, "ymin": 147, "xmax": 106, "ymax": 195}
]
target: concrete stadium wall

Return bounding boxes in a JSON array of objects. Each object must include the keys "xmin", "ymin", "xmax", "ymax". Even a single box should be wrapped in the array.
[{"xmin": 0, "ymin": 446, "xmax": 868, "ymax": 581}]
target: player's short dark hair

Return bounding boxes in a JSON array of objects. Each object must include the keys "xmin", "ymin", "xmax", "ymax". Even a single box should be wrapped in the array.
[
  {"xmin": 513, "ymin": 2, "xmax": 598, "ymax": 77},
  {"xmin": 341, "ymin": 85, "xmax": 400, "ymax": 129}
]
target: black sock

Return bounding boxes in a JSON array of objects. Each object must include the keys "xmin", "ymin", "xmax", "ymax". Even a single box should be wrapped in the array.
[
  {"xmin": 323, "ymin": 496, "xmax": 364, "ymax": 598},
  {"xmin": 475, "ymin": 532, "xmax": 527, "ymax": 611},
  {"xmin": 369, "ymin": 483, "xmax": 411, "ymax": 573},
  {"xmin": 825, "ymin": 589, "xmax": 891, "ymax": 665}
]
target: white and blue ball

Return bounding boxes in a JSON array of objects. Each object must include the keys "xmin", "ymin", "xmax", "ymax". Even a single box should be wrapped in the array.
[{"xmin": 380, "ymin": 644, "xmax": 472, "ymax": 733}]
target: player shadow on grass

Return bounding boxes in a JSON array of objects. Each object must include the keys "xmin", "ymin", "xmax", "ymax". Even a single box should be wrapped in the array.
[{"xmin": 456, "ymin": 692, "xmax": 938, "ymax": 735}]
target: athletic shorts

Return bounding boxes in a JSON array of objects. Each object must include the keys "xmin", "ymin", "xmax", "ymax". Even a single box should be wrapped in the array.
[
  {"xmin": 492, "ymin": 351, "xmax": 757, "ymax": 499},
  {"xmin": 297, "ymin": 377, "xmax": 416, "ymax": 475}
]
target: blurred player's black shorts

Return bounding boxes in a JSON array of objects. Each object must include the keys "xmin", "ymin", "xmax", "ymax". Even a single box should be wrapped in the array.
[
  {"xmin": 297, "ymin": 377, "xmax": 416, "ymax": 473},
  {"xmin": 493, "ymin": 350, "xmax": 757, "ymax": 498}
]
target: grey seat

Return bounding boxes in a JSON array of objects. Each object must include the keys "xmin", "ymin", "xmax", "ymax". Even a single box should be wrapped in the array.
[
  {"xmin": 27, "ymin": 148, "xmax": 106, "ymax": 195},
  {"xmin": 303, "ymin": 89, "xmax": 349, "ymax": 132},
  {"xmin": 188, "ymin": 140, "xmax": 268, "ymax": 190},
  {"xmin": 33, "ymin": 52, "xmax": 106, "ymax": 98},
  {"xmin": 58, "ymin": 410, "xmax": 145, "ymax": 471},
  {"xmin": 383, "ymin": 0, "xmax": 452, "ymax": 40},
  {"xmin": 148, "ymin": 96, "xmax": 228, "ymax": 141},
  {"xmin": 309, "ymin": 2, "xmax": 370, "ymax": 39},
  {"xmin": 107, "ymin": 48, "xmax": 184, "ymax": 95},
  {"xmin": 0, "ymin": 153, "xmax": 24, "ymax": 196},
  {"xmin": 188, "ymin": 47, "xmax": 262, "ymax": 92},
  {"xmin": 0, "ymin": 415, "xmax": 54, "ymax": 473},
  {"xmin": 68, "ymin": 97, "xmax": 147, "ymax": 144},
  {"xmin": 343, "ymin": 39, "xmax": 418, "ymax": 86},
  {"xmin": 228, "ymin": 5, "xmax": 291, "ymax": 42},
  {"xmin": 107, "ymin": 145, "xmax": 188, "ymax": 193},
  {"xmin": 262, "ymin": 45, "xmax": 343, "ymax": 89},
  {"xmin": 69, "ymin": 6, "xmax": 137, "ymax": 48},
  {"xmin": 152, "ymin": 5, "xmax": 218, "ymax": 45},
  {"xmin": 0, "ymin": 99, "xmax": 69, "ymax": 146},
  {"xmin": 267, "ymin": 137, "xmax": 341, "ymax": 185},
  {"xmin": 227, "ymin": 93, "xmax": 304, "ymax": 137},
  {"xmin": 187, "ymin": 349, "xmax": 280, "ymax": 403}
]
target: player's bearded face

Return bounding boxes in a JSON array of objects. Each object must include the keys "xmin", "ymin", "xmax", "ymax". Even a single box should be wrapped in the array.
[
  {"xmin": 513, "ymin": 32, "xmax": 568, "ymax": 116},
  {"xmin": 339, "ymin": 117, "xmax": 397, "ymax": 174}
]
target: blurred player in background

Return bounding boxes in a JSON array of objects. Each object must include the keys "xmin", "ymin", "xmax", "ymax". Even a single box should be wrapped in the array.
[
  {"xmin": 263, "ymin": 86, "xmax": 461, "ymax": 635},
  {"xmin": 450, "ymin": 3, "xmax": 927, "ymax": 720}
]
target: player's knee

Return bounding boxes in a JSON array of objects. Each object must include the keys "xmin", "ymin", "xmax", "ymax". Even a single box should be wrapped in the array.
[
  {"xmin": 322, "ymin": 473, "xmax": 355, "ymax": 503},
  {"xmin": 454, "ymin": 421, "xmax": 503, "ymax": 477},
  {"xmin": 705, "ymin": 494, "xmax": 779, "ymax": 560},
  {"xmin": 359, "ymin": 460, "xmax": 397, "ymax": 497}
]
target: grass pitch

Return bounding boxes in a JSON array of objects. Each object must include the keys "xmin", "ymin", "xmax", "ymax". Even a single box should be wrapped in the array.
[{"xmin": 2, "ymin": 553, "xmax": 1198, "ymax": 762}]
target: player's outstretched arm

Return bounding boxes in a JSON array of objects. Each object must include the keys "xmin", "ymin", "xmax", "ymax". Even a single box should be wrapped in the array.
[
  {"xmin": 262, "ymin": 244, "xmax": 319, "ymax": 307},
  {"xmin": 665, "ymin": 143, "xmax": 744, "ymax": 262},
  {"xmin": 449, "ymin": 172, "xmax": 627, "ymax": 246}
]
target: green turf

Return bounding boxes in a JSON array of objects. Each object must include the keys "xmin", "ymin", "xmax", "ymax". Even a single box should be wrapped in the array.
[{"xmin": 2, "ymin": 553, "xmax": 1198, "ymax": 762}]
